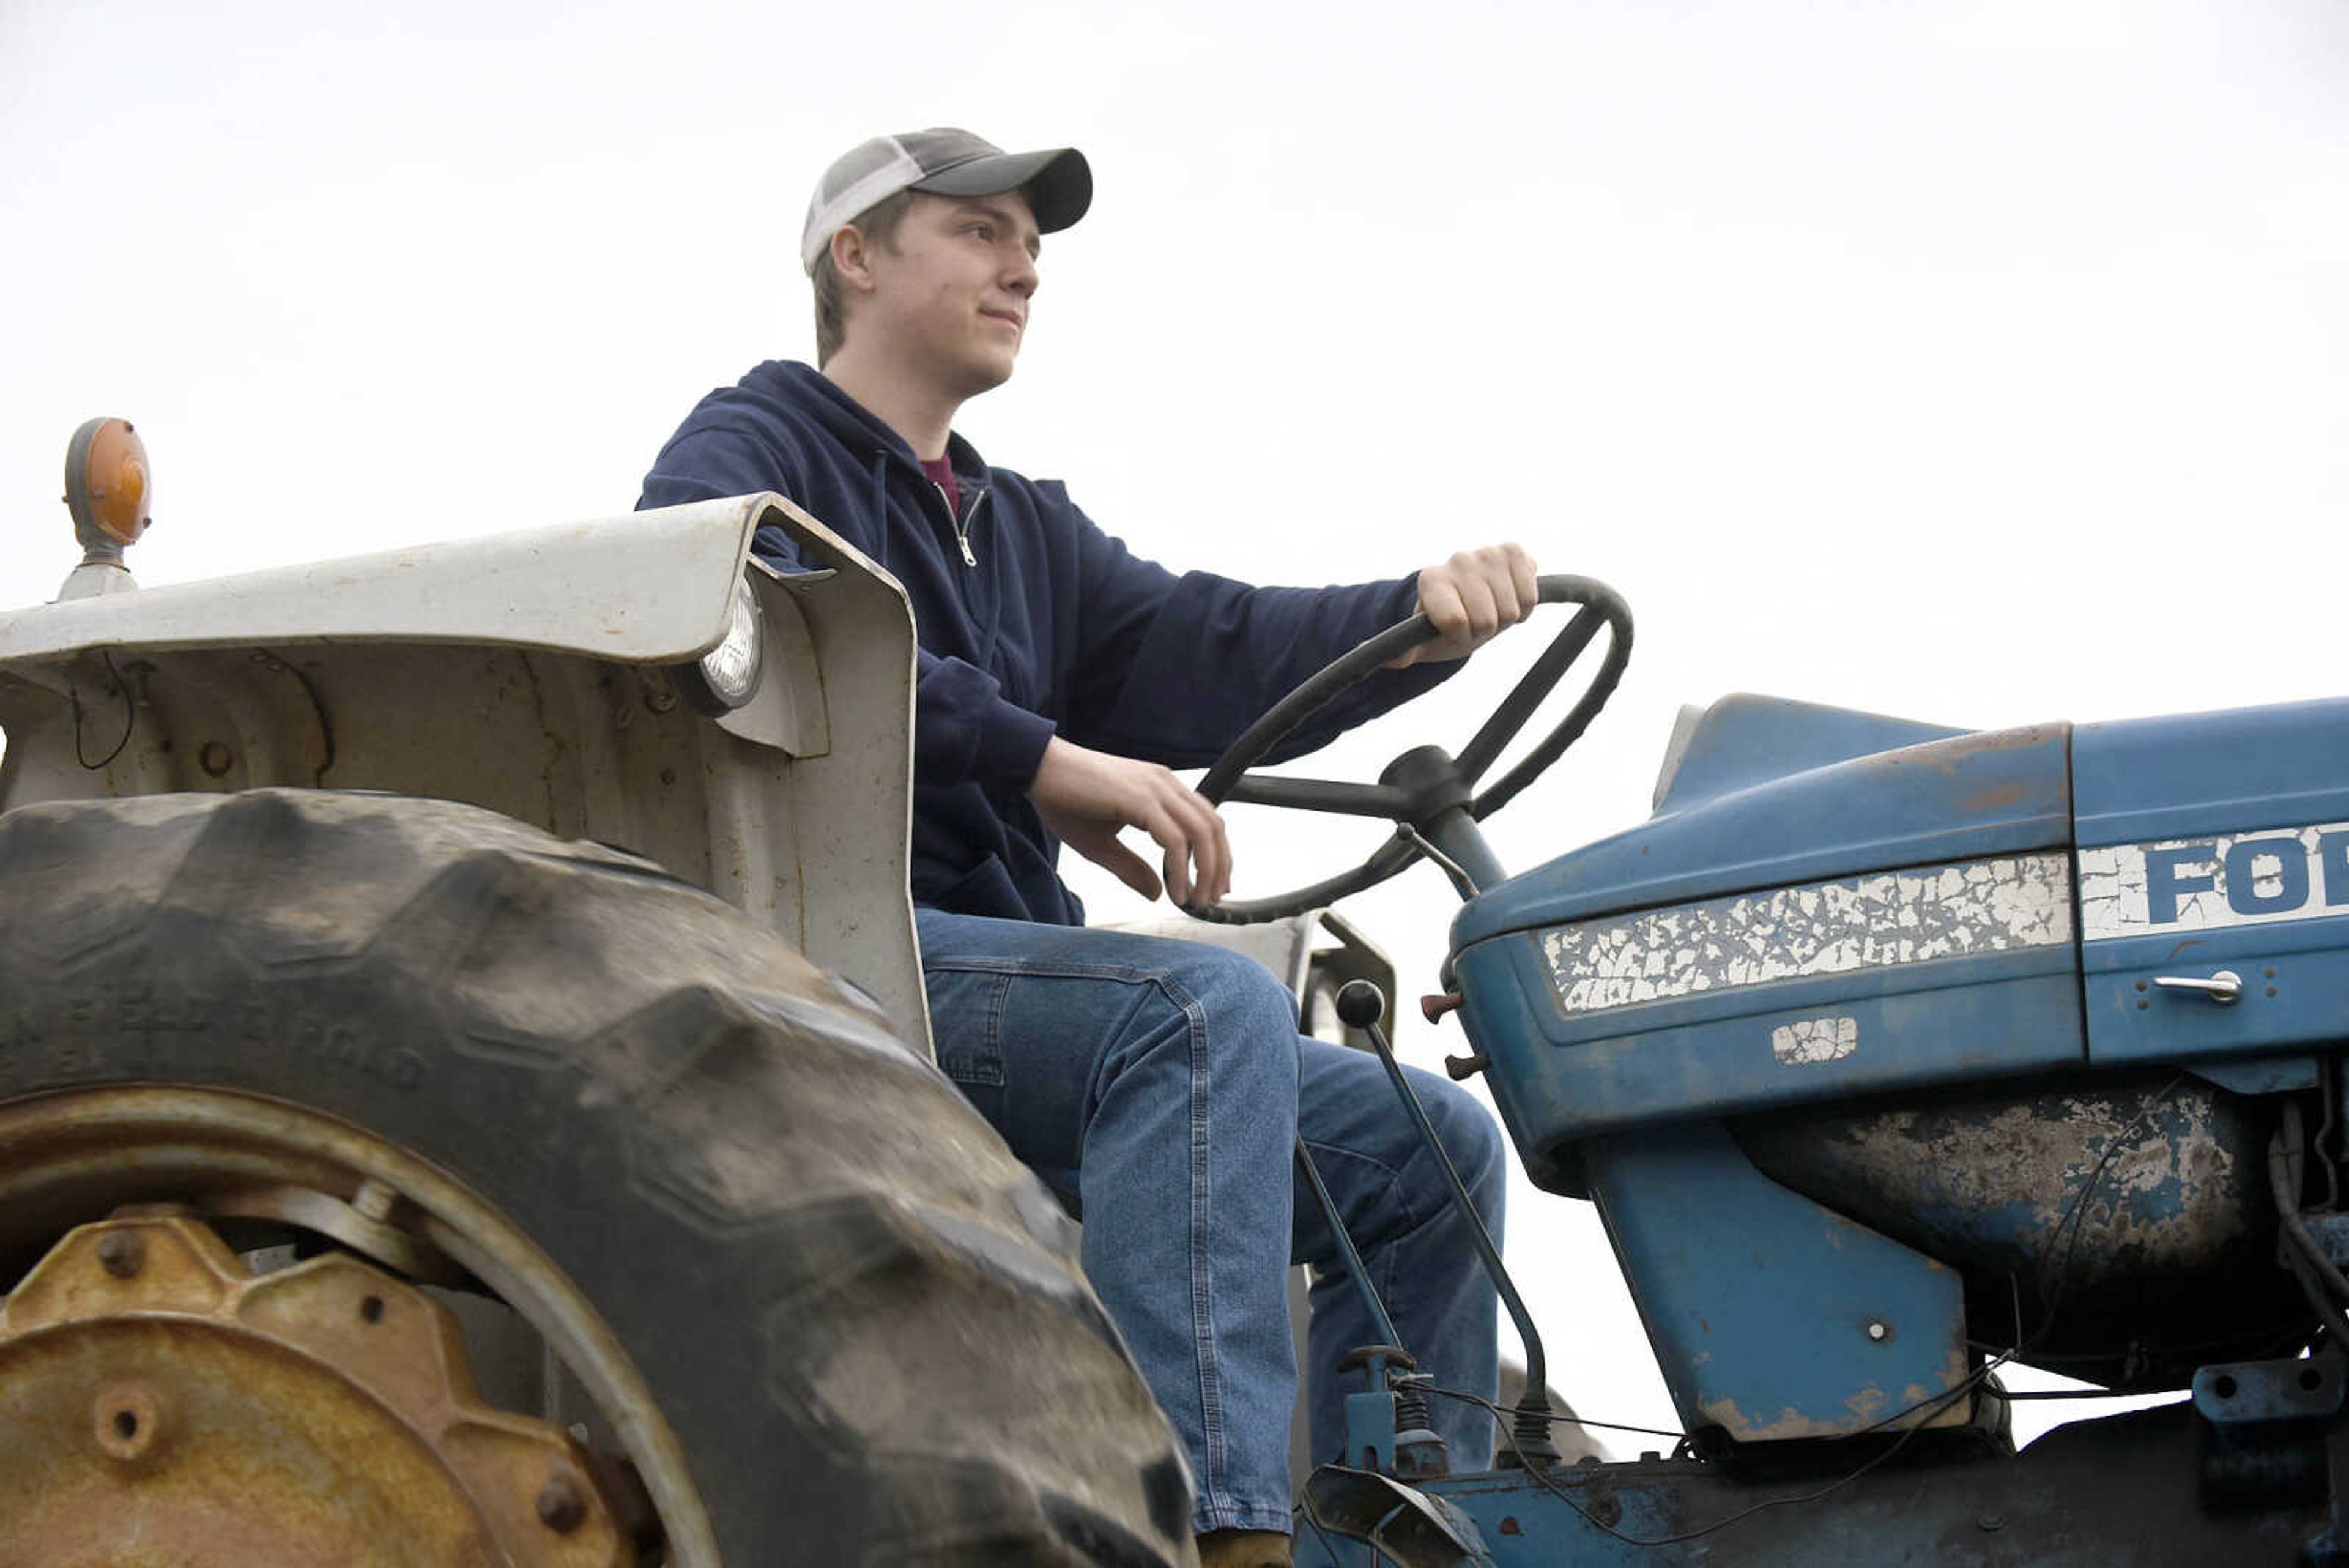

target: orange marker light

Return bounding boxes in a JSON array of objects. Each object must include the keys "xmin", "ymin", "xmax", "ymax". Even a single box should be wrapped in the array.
[{"xmin": 64, "ymin": 417, "xmax": 153, "ymax": 550}]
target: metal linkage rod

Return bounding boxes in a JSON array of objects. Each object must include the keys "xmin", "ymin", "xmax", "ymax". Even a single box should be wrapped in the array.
[
  {"xmin": 1294, "ymin": 1135, "xmax": 1406, "ymax": 1353},
  {"xmin": 1334, "ymin": 978, "xmax": 1561, "ymax": 1466}
]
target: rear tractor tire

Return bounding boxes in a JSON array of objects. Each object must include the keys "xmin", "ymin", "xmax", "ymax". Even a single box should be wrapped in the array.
[{"xmin": 0, "ymin": 790, "xmax": 1194, "ymax": 1567}]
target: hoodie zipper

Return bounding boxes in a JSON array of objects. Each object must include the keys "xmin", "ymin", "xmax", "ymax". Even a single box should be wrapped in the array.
[{"xmin": 935, "ymin": 481, "xmax": 985, "ymax": 567}]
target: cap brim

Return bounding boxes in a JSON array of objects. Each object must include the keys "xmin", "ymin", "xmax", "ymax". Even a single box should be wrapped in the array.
[{"xmin": 912, "ymin": 147, "xmax": 1093, "ymax": 234}]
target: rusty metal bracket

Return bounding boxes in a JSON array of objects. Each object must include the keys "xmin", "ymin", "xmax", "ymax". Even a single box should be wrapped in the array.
[
  {"xmin": 0, "ymin": 1214, "xmax": 637, "ymax": 1566},
  {"xmin": 196, "ymin": 1179, "xmax": 472, "ymax": 1287}
]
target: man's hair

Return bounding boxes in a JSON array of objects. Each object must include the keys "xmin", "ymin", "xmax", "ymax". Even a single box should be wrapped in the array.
[{"xmin": 811, "ymin": 188, "xmax": 921, "ymax": 366}]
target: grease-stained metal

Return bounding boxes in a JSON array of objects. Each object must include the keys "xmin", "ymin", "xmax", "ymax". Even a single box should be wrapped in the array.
[{"xmin": 1735, "ymin": 1072, "xmax": 2298, "ymax": 1388}]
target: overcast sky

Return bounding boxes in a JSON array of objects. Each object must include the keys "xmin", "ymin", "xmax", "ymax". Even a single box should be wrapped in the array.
[{"xmin": 6, "ymin": 0, "xmax": 2345, "ymax": 1449}]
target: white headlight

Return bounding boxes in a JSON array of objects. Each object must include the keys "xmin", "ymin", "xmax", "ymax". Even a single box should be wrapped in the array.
[{"xmin": 675, "ymin": 575, "xmax": 765, "ymax": 713}]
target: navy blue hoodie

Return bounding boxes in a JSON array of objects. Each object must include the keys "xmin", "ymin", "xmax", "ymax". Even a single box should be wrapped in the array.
[{"xmin": 638, "ymin": 360, "xmax": 1450, "ymax": 925}]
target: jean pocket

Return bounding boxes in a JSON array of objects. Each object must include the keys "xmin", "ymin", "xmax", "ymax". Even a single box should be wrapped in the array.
[{"xmin": 926, "ymin": 966, "xmax": 1008, "ymax": 1089}]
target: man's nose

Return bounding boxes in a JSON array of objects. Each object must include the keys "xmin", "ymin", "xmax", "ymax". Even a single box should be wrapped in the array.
[{"xmin": 1004, "ymin": 250, "xmax": 1039, "ymax": 297}]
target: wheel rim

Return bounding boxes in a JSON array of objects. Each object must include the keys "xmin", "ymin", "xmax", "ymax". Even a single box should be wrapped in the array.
[{"xmin": 0, "ymin": 1085, "xmax": 716, "ymax": 1567}]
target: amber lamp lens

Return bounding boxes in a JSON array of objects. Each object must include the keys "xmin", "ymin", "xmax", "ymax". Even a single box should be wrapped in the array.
[{"xmin": 64, "ymin": 417, "xmax": 152, "ymax": 546}]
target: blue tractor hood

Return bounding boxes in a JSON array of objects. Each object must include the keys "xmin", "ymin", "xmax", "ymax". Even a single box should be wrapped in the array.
[
  {"xmin": 1451, "ymin": 694, "xmax": 2074, "ymax": 951},
  {"xmin": 1445, "ymin": 695, "xmax": 2080, "ymax": 1192},
  {"xmin": 1439, "ymin": 691, "xmax": 2349, "ymax": 1452},
  {"xmin": 1449, "ymin": 691, "xmax": 2349, "ymax": 1198}
]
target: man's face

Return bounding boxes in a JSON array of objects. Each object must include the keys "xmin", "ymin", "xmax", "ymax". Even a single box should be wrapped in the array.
[{"xmin": 853, "ymin": 190, "xmax": 1042, "ymax": 398}]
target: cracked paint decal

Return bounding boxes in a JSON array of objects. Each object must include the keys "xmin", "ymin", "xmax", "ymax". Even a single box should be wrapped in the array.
[
  {"xmin": 2079, "ymin": 822, "xmax": 2349, "ymax": 940},
  {"xmin": 1771, "ymin": 1016, "xmax": 1858, "ymax": 1064},
  {"xmin": 1543, "ymin": 853, "xmax": 2073, "ymax": 1016}
]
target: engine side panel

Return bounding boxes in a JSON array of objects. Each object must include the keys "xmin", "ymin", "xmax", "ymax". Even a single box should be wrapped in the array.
[{"xmin": 2074, "ymin": 700, "xmax": 2349, "ymax": 1069}]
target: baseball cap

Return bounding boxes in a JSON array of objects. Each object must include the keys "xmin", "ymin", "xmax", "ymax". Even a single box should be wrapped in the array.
[{"xmin": 800, "ymin": 128, "xmax": 1093, "ymax": 274}]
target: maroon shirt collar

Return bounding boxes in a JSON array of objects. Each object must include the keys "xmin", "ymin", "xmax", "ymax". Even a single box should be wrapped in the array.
[{"xmin": 919, "ymin": 453, "xmax": 960, "ymax": 520}]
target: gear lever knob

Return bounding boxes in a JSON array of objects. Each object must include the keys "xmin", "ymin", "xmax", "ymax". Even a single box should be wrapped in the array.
[{"xmin": 1334, "ymin": 979, "xmax": 1386, "ymax": 1030}]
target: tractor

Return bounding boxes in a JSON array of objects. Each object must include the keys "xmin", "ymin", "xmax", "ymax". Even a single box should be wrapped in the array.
[{"xmin": 6, "ymin": 417, "xmax": 2349, "ymax": 1565}]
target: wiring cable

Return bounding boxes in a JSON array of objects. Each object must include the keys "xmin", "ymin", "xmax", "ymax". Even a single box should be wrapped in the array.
[
  {"xmin": 70, "ymin": 648, "xmax": 136, "ymax": 770},
  {"xmin": 2269, "ymin": 1100, "xmax": 2349, "ymax": 1354},
  {"xmin": 2317, "ymin": 1060, "xmax": 2341, "ymax": 1211},
  {"xmin": 2274, "ymin": 1102, "xmax": 2349, "ymax": 1309},
  {"xmin": 1992, "ymin": 1386, "xmax": 2186, "ymax": 1401},
  {"xmin": 1417, "ymin": 1377, "xmax": 1984, "ymax": 1548},
  {"xmin": 1294, "ymin": 1481, "xmax": 1407, "ymax": 1568},
  {"xmin": 1389, "ymin": 1378, "xmax": 1682, "ymax": 1443}
]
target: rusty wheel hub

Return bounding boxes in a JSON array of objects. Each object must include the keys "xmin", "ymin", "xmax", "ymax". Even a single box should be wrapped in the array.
[{"xmin": 0, "ymin": 1214, "xmax": 634, "ymax": 1567}]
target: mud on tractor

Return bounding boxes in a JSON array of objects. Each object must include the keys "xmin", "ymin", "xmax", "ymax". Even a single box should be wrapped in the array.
[{"xmin": 6, "ymin": 420, "xmax": 2349, "ymax": 1566}]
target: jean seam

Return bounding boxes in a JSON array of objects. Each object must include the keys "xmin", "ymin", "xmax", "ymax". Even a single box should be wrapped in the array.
[
  {"xmin": 1299, "ymin": 1138, "xmax": 1430, "ymax": 1237},
  {"xmin": 1157, "ymin": 969, "xmax": 1231, "ymax": 1522},
  {"xmin": 923, "ymin": 955, "xmax": 1167, "ymax": 984},
  {"xmin": 1192, "ymin": 1501, "xmax": 1296, "ymax": 1536},
  {"xmin": 977, "ymin": 969, "xmax": 1009, "ymax": 1085},
  {"xmin": 926, "ymin": 968, "xmax": 1010, "ymax": 1088}
]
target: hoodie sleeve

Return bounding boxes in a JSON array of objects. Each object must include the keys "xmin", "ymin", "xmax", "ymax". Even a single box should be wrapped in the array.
[
  {"xmin": 1055, "ymin": 498, "xmax": 1455, "ymax": 769},
  {"xmin": 644, "ymin": 418, "xmax": 1060, "ymax": 795}
]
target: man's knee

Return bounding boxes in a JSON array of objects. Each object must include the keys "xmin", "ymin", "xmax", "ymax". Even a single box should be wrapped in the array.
[
  {"xmin": 1419, "ymin": 1076, "xmax": 1508, "ymax": 1216},
  {"xmin": 1100, "ymin": 938, "xmax": 1304, "ymax": 1110},
  {"xmin": 1153, "ymin": 942, "xmax": 1304, "ymax": 1053}
]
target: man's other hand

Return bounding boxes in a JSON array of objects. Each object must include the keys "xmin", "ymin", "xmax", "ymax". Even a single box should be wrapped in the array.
[
  {"xmin": 1029, "ymin": 736, "xmax": 1232, "ymax": 907},
  {"xmin": 1389, "ymin": 543, "xmax": 1541, "ymax": 668}
]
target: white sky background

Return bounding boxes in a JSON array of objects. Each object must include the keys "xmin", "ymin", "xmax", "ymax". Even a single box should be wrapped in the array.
[{"xmin": 6, "ymin": 0, "xmax": 2347, "ymax": 1452}]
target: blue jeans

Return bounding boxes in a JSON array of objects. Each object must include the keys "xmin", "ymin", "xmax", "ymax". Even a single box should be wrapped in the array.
[{"xmin": 916, "ymin": 908, "xmax": 1505, "ymax": 1536}]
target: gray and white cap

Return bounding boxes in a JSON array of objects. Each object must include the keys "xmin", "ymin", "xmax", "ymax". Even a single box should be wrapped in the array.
[{"xmin": 799, "ymin": 128, "xmax": 1093, "ymax": 274}]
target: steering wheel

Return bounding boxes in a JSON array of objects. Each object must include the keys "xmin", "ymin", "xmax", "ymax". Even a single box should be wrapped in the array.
[{"xmin": 1184, "ymin": 575, "xmax": 1632, "ymax": 924}]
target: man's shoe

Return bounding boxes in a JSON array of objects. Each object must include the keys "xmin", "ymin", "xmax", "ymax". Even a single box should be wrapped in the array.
[{"xmin": 1195, "ymin": 1529, "xmax": 1292, "ymax": 1568}]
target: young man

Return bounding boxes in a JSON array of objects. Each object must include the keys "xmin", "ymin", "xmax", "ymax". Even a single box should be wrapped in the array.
[{"xmin": 639, "ymin": 129, "xmax": 1538, "ymax": 1566}]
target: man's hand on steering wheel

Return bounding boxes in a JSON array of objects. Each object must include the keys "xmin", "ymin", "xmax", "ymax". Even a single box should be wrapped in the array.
[
  {"xmin": 1029, "ymin": 736, "xmax": 1234, "ymax": 907},
  {"xmin": 1387, "ymin": 543, "xmax": 1543, "ymax": 669}
]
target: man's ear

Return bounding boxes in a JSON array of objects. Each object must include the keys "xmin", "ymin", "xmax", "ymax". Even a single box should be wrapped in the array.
[{"xmin": 829, "ymin": 225, "xmax": 879, "ymax": 294}]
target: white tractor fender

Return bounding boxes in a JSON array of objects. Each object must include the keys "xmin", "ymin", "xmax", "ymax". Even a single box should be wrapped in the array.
[
  {"xmin": 0, "ymin": 494, "xmax": 933, "ymax": 1057},
  {"xmin": 1, "ymin": 496, "xmax": 779, "ymax": 666}
]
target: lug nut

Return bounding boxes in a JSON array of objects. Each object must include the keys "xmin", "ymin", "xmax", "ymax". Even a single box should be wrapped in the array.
[
  {"xmin": 95, "ymin": 1230, "xmax": 146, "ymax": 1279},
  {"xmin": 536, "ymin": 1471, "xmax": 587, "ymax": 1534},
  {"xmin": 1866, "ymin": 1320, "xmax": 1890, "ymax": 1342}
]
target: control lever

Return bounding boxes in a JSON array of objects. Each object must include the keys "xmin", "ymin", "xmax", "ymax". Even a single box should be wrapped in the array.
[
  {"xmin": 1422, "ymin": 992, "xmax": 1491, "ymax": 1080},
  {"xmin": 1334, "ymin": 979, "xmax": 1560, "ymax": 1467}
]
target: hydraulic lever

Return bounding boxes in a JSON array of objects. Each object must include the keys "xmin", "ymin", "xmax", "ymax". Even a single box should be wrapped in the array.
[{"xmin": 1334, "ymin": 979, "xmax": 1562, "ymax": 1468}]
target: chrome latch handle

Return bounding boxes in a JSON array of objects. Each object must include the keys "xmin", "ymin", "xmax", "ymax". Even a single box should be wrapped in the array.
[{"xmin": 2154, "ymin": 970, "xmax": 2243, "ymax": 1005}]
